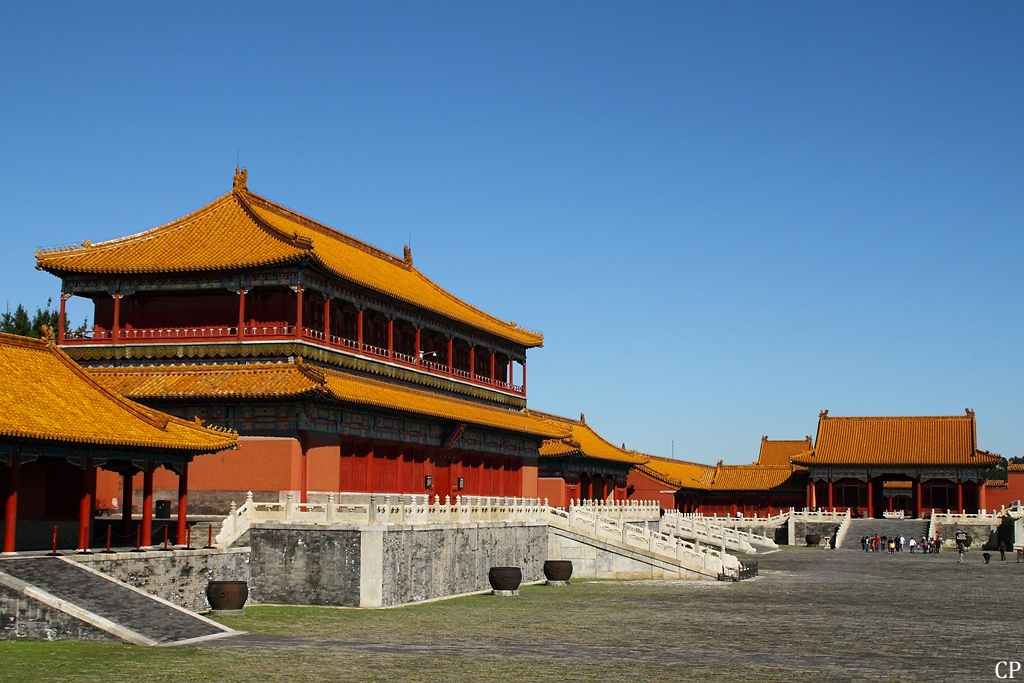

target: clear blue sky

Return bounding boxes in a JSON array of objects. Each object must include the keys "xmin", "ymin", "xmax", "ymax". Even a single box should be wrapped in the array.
[{"xmin": 2, "ymin": 3, "xmax": 1022, "ymax": 464}]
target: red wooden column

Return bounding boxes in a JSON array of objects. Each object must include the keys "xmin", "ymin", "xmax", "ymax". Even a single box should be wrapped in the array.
[
  {"xmin": 507, "ymin": 359, "xmax": 513, "ymax": 385},
  {"xmin": 468, "ymin": 346, "xmax": 475, "ymax": 379},
  {"xmin": 914, "ymin": 476, "xmax": 922, "ymax": 518},
  {"xmin": 522, "ymin": 360, "xmax": 527, "ymax": 394},
  {"xmin": 111, "ymin": 292, "xmax": 121, "ymax": 344},
  {"xmin": 299, "ymin": 431, "xmax": 309, "ymax": 504},
  {"xmin": 827, "ymin": 478, "xmax": 834, "ymax": 512},
  {"xmin": 77, "ymin": 458, "xmax": 95, "ymax": 552},
  {"xmin": 323, "ymin": 298, "xmax": 331, "ymax": 342},
  {"xmin": 414, "ymin": 328, "xmax": 421, "ymax": 364},
  {"xmin": 489, "ymin": 352, "xmax": 495, "ymax": 383},
  {"xmin": 956, "ymin": 479, "xmax": 964, "ymax": 513},
  {"xmin": 357, "ymin": 309, "xmax": 364, "ymax": 351},
  {"xmin": 387, "ymin": 319, "xmax": 394, "ymax": 358},
  {"xmin": 58, "ymin": 294, "xmax": 68, "ymax": 344},
  {"xmin": 806, "ymin": 480, "xmax": 813, "ymax": 509},
  {"xmin": 176, "ymin": 462, "xmax": 189, "ymax": 546},
  {"xmin": 3, "ymin": 455, "xmax": 19, "ymax": 553},
  {"xmin": 294, "ymin": 285, "xmax": 304, "ymax": 339},
  {"xmin": 237, "ymin": 288, "xmax": 247, "ymax": 341},
  {"xmin": 447, "ymin": 338, "xmax": 454, "ymax": 375},
  {"xmin": 141, "ymin": 463, "xmax": 154, "ymax": 547},
  {"xmin": 866, "ymin": 477, "xmax": 874, "ymax": 518},
  {"xmin": 365, "ymin": 443, "xmax": 375, "ymax": 492},
  {"xmin": 121, "ymin": 469, "xmax": 133, "ymax": 538}
]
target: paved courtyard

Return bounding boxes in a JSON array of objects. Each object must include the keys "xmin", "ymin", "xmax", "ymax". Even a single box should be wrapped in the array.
[
  {"xmin": 197, "ymin": 546, "xmax": 1023, "ymax": 682},
  {"xmin": 4, "ymin": 545, "xmax": 1022, "ymax": 682}
]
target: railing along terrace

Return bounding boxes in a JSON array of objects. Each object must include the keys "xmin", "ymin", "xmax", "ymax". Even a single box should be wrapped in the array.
[
  {"xmin": 928, "ymin": 509, "xmax": 1005, "ymax": 524},
  {"xmin": 790, "ymin": 508, "xmax": 849, "ymax": 523},
  {"xmin": 676, "ymin": 510, "xmax": 791, "ymax": 528},
  {"xmin": 214, "ymin": 492, "xmax": 735, "ymax": 577}
]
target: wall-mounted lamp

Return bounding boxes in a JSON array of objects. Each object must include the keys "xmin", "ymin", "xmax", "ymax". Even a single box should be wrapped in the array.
[
  {"xmin": 457, "ymin": 477, "xmax": 464, "ymax": 491},
  {"xmin": 425, "ymin": 475, "xmax": 433, "ymax": 490}
]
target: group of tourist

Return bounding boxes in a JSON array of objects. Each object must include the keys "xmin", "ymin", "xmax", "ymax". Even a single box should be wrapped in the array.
[{"xmin": 859, "ymin": 534, "xmax": 943, "ymax": 554}]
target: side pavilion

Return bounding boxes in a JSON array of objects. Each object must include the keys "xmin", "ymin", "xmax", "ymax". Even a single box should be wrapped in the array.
[
  {"xmin": 0, "ymin": 330, "xmax": 236, "ymax": 552},
  {"xmin": 792, "ymin": 410, "xmax": 998, "ymax": 518}
]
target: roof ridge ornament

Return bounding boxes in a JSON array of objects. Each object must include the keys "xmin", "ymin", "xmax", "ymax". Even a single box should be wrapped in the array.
[
  {"xmin": 233, "ymin": 167, "xmax": 248, "ymax": 193},
  {"xmin": 403, "ymin": 245, "xmax": 413, "ymax": 267},
  {"xmin": 40, "ymin": 325, "xmax": 56, "ymax": 348}
]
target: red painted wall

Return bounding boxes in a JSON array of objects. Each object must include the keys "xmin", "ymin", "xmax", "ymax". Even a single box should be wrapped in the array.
[
  {"xmin": 538, "ymin": 477, "xmax": 566, "ymax": 508},
  {"xmin": 626, "ymin": 469, "xmax": 677, "ymax": 509},
  {"xmin": 981, "ymin": 470, "xmax": 1024, "ymax": 511}
]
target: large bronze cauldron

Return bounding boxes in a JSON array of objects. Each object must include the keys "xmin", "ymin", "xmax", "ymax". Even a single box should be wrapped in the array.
[
  {"xmin": 806, "ymin": 533, "xmax": 821, "ymax": 547},
  {"xmin": 543, "ymin": 560, "xmax": 573, "ymax": 582},
  {"xmin": 488, "ymin": 567, "xmax": 522, "ymax": 591},
  {"xmin": 207, "ymin": 580, "xmax": 249, "ymax": 611}
]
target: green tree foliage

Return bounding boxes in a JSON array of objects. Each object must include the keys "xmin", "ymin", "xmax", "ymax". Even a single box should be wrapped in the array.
[
  {"xmin": 0, "ymin": 299, "xmax": 69, "ymax": 338},
  {"xmin": 981, "ymin": 454, "xmax": 1009, "ymax": 482}
]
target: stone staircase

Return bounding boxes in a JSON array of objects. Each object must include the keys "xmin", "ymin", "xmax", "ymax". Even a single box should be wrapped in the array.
[
  {"xmin": 660, "ymin": 512, "xmax": 779, "ymax": 554},
  {"xmin": 0, "ymin": 556, "xmax": 236, "ymax": 645},
  {"xmin": 842, "ymin": 518, "xmax": 930, "ymax": 549}
]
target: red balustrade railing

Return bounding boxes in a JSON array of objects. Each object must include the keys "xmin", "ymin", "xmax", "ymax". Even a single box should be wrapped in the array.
[{"xmin": 62, "ymin": 324, "xmax": 524, "ymax": 395}]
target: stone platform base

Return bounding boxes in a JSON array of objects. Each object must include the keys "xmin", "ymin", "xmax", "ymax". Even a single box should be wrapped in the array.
[
  {"xmin": 208, "ymin": 608, "xmax": 245, "ymax": 616},
  {"xmin": 545, "ymin": 580, "xmax": 571, "ymax": 586},
  {"xmin": 491, "ymin": 589, "xmax": 519, "ymax": 597}
]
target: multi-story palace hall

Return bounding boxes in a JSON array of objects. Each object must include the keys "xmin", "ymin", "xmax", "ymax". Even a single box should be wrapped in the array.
[
  {"xmin": 29, "ymin": 169, "xmax": 1012, "ymax": 522},
  {"xmin": 35, "ymin": 169, "xmax": 644, "ymax": 514}
]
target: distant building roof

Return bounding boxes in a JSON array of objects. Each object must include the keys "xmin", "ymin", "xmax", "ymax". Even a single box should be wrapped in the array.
[
  {"xmin": 635, "ymin": 456, "xmax": 715, "ymax": 490},
  {"xmin": 757, "ymin": 436, "xmax": 813, "ymax": 467},
  {"xmin": 792, "ymin": 410, "xmax": 998, "ymax": 467},
  {"xmin": 706, "ymin": 464, "xmax": 798, "ymax": 491},
  {"xmin": 36, "ymin": 169, "xmax": 542, "ymax": 347},
  {"xmin": 0, "ymin": 331, "xmax": 235, "ymax": 453}
]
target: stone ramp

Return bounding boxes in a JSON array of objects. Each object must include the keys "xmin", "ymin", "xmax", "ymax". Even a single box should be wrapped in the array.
[
  {"xmin": 0, "ymin": 556, "xmax": 235, "ymax": 645},
  {"xmin": 842, "ymin": 519, "xmax": 930, "ymax": 549}
]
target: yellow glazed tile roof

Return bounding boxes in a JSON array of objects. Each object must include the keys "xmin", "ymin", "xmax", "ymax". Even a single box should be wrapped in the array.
[
  {"xmin": 635, "ymin": 456, "xmax": 714, "ymax": 490},
  {"xmin": 88, "ymin": 362, "xmax": 325, "ymax": 399},
  {"xmin": 794, "ymin": 411, "xmax": 997, "ymax": 467},
  {"xmin": 757, "ymin": 437, "xmax": 813, "ymax": 467},
  {"xmin": 0, "ymin": 332, "xmax": 236, "ymax": 452},
  {"xmin": 1007, "ymin": 464, "xmax": 1024, "ymax": 472},
  {"xmin": 36, "ymin": 174, "xmax": 542, "ymax": 347},
  {"xmin": 88, "ymin": 360, "xmax": 567, "ymax": 439},
  {"xmin": 535, "ymin": 413, "xmax": 648, "ymax": 465},
  {"xmin": 706, "ymin": 464, "xmax": 797, "ymax": 491}
]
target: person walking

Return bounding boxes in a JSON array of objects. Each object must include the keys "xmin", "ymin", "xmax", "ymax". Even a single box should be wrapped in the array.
[
  {"xmin": 999, "ymin": 541, "xmax": 1007, "ymax": 561},
  {"xmin": 957, "ymin": 541, "xmax": 965, "ymax": 563},
  {"xmin": 909, "ymin": 537, "xmax": 917, "ymax": 553}
]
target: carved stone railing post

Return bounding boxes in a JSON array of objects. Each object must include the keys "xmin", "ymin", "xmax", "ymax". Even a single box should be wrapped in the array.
[{"xmin": 326, "ymin": 492, "xmax": 336, "ymax": 523}]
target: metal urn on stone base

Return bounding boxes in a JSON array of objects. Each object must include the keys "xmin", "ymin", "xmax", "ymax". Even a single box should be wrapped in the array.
[
  {"xmin": 543, "ymin": 560, "xmax": 572, "ymax": 586},
  {"xmin": 805, "ymin": 533, "xmax": 821, "ymax": 547},
  {"xmin": 207, "ymin": 580, "xmax": 249, "ymax": 615},
  {"xmin": 488, "ymin": 567, "xmax": 522, "ymax": 596}
]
